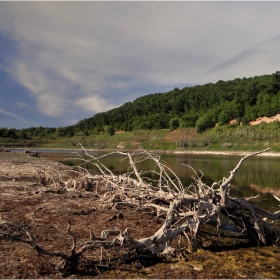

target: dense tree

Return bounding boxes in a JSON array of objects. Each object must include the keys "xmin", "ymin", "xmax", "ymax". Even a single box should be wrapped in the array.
[
  {"xmin": 66, "ymin": 71, "xmax": 280, "ymax": 133},
  {"xmin": 18, "ymin": 130, "xmax": 29, "ymax": 140},
  {"xmin": 272, "ymin": 71, "xmax": 280, "ymax": 93},
  {"xmin": 196, "ymin": 113, "xmax": 216, "ymax": 133},
  {"xmin": 105, "ymin": 125, "xmax": 115, "ymax": 136},
  {"xmin": 54, "ymin": 127, "xmax": 65, "ymax": 137},
  {"xmin": 1, "ymin": 71, "xmax": 280, "ymax": 137},
  {"xmin": 0, "ymin": 127, "xmax": 9, "ymax": 138},
  {"xmin": 169, "ymin": 117, "xmax": 180, "ymax": 130}
]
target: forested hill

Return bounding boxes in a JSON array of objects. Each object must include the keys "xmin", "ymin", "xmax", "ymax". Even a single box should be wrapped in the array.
[
  {"xmin": 1, "ymin": 71, "xmax": 280, "ymax": 140},
  {"xmin": 72, "ymin": 71, "xmax": 280, "ymax": 135}
]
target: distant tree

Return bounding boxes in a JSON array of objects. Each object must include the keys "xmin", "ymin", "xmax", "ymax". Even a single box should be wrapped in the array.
[
  {"xmin": 272, "ymin": 71, "xmax": 280, "ymax": 93},
  {"xmin": 67, "ymin": 131, "xmax": 74, "ymax": 138},
  {"xmin": 33, "ymin": 127, "xmax": 45, "ymax": 137},
  {"xmin": 0, "ymin": 127, "xmax": 8, "ymax": 138},
  {"xmin": 169, "ymin": 117, "xmax": 180, "ymax": 130},
  {"xmin": 105, "ymin": 125, "xmax": 115, "ymax": 136},
  {"xmin": 76, "ymin": 131, "xmax": 85, "ymax": 137},
  {"xmin": 54, "ymin": 127, "xmax": 65, "ymax": 137},
  {"xmin": 241, "ymin": 114, "xmax": 250, "ymax": 125},
  {"xmin": 44, "ymin": 127, "xmax": 56, "ymax": 137},
  {"xmin": 196, "ymin": 114, "xmax": 216, "ymax": 133},
  {"xmin": 181, "ymin": 111, "xmax": 199, "ymax": 127},
  {"xmin": 218, "ymin": 112, "xmax": 230, "ymax": 126},
  {"xmin": 7, "ymin": 128, "xmax": 17, "ymax": 139},
  {"xmin": 18, "ymin": 130, "xmax": 29, "ymax": 139}
]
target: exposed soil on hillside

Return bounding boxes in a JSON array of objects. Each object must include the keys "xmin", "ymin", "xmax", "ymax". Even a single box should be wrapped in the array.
[
  {"xmin": 250, "ymin": 114, "xmax": 280, "ymax": 125},
  {"xmin": 0, "ymin": 152, "xmax": 280, "ymax": 279}
]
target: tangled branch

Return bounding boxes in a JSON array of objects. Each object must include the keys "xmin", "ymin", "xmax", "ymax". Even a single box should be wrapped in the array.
[{"xmin": 1, "ymin": 147, "xmax": 279, "ymax": 273}]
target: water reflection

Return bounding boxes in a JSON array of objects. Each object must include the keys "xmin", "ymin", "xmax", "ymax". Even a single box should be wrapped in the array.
[{"xmin": 36, "ymin": 150, "xmax": 280, "ymax": 212}]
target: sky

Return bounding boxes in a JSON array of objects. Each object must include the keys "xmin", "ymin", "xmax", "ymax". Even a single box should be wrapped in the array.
[{"xmin": 1, "ymin": 2, "xmax": 280, "ymax": 129}]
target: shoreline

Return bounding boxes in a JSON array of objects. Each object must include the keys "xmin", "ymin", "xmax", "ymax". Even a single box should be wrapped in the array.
[
  {"xmin": 10, "ymin": 147, "xmax": 280, "ymax": 157},
  {"xmin": 1, "ymin": 149, "xmax": 280, "ymax": 279}
]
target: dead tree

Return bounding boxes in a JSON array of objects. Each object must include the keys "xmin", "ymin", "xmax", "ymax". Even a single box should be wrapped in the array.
[{"xmin": 1, "ymin": 146, "xmax": 280, "ymax": 273}]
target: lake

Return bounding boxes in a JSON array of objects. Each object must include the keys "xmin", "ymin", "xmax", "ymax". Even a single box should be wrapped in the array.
[{"xmin": 14, "ymin": 149, "xmax": 280, "ymax": 212}]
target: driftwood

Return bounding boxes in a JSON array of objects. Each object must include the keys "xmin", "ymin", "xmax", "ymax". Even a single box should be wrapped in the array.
[
  {"xmin": 1, "ymin": 146, "xmax": 280, "ymax": 273},
  {"xmin": 24, "ymin": 149, "xmax": 40, "ymax": 157},
  {"xmin": 0, "ymin": 147, "xmax": 10, "ymax": 152}
]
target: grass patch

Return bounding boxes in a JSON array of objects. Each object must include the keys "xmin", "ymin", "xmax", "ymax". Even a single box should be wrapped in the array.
[{"xmin": 1, "ymin": 122, "xmax": 280, "ymax": 152}]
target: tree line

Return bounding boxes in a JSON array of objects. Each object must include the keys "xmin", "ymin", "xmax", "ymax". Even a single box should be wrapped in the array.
[{"xmin": 1, "ymin": 71, "xmax": 280, "ymax": 139}]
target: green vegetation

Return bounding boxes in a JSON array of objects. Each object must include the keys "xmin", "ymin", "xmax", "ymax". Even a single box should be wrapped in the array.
[
  {"xmin": 71, "ymin": 71, "xmax": 280, "ymax": 134},
  {"xmin": 1, "ymin": 71, "xmax": 280, "ymax": 151},
  {"xmin": 1, "ymin": 122, "xmax": 280, "ymax": 152}
]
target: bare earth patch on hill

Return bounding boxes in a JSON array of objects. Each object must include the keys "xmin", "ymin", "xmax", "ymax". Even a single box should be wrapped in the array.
[{"xmin": 250, "ymin": 114, "xmax": 280, "ymax": 125}]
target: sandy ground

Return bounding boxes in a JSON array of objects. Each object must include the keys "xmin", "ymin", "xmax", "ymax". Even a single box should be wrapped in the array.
[
  {"xmin": 0, "ymin": 152, "xmax": 280, "ymax": 279},
  {"xmin": 250, "ymin": 114, "xmax": 280, "ymax": 125}
]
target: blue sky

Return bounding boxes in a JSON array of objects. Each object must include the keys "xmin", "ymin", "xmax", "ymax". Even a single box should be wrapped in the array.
[{"xmin": 1, "ymin": 2, "xmax": 280, "ymax": 129}]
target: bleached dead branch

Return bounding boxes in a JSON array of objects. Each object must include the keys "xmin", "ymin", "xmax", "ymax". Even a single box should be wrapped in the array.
[{"xmin": 1, "ymin": 146, "xmax": 280, "ymax": 273}]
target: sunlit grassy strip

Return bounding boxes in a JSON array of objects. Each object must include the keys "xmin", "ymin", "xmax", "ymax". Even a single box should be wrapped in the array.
[{"xmin": 1, "ymin": 121, "xmax": 280, "ymax": 151}]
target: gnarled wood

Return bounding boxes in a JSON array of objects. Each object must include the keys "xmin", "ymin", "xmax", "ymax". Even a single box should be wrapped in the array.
[{"xmin": 1, "ymin": 147, "xmax": 279, "ymax": 273}]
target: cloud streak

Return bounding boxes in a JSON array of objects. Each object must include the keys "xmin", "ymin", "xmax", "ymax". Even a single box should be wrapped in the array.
[
  {"xmin": 206, "ymin": 48, "xmax": 261, "ymax": 75},
  {"xmin": 206, "ymin": 33, "xmax": 280, "ymax": 75},
  {"xmin": 0, "ymin": 107, "xmax": 29, "ymax": 123}
]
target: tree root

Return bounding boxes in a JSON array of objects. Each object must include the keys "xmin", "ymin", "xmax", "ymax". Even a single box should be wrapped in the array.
[{"xmin": 1, "ymin": 146, "xmax": 279, "ymax": 274}]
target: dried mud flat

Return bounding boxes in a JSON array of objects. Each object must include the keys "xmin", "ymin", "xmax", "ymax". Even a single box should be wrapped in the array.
[{"xmin": 1, "ymin": 152, "xmax": 280, "ymax": 279}]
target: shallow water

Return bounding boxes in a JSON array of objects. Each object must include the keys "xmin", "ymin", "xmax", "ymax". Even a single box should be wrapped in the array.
[{"xmin": 13, "ymin": 149, "xmax": 280, "ymax": 212}]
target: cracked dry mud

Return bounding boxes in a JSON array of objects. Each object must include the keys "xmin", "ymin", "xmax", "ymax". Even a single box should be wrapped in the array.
[{"xmin": 0, "ymin": 152, "xmax": 280, "ymax": 279}]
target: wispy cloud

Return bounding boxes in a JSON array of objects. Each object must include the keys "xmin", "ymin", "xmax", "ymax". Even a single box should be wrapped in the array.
[
  {"xmin": 206, "ymin": 33, "xmax": 280, "ymax": 75},
  {"xmin": 13, "ymin": 102, "xmax": 30, "ymax": 110},
  {"xmin": 0, "ymin": 2, "xmax": 280, "ymax": 128},
  {"xmin": 0, "ymin": 107, "xmax": 28, "ymax": 123},
  {"xmin": 206, "ymin": 47, "xmax": 261, "ymax": 75}
]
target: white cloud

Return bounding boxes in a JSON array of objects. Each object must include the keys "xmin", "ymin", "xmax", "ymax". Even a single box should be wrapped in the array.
[
  {"xmin": 0, "ymin": 1, "xmax": 280, "ymax": 128},
  {"xmin": 76, "ymin": 95, "xmax": 116, "ymax": 113}
]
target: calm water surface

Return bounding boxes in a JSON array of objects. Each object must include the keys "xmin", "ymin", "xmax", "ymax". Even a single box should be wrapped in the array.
[{"xmin": 16, "ymin": 149, "xmax": 280, "ymax": 213}]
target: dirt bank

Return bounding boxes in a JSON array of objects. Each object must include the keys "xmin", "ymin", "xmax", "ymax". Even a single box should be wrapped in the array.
[
  {"xmin": 0, "ymin": 152, "xmax": 280, "ymax": 279},
  {"xmin": 12, "ymin": 147, "xmax": 280, "ymax": 157}
]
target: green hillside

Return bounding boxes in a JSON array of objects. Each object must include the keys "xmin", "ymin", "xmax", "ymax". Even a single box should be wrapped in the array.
[
  {"xmin": 72, "ymin": 71, "xmax": 280, "ymax": 135},
  {"xmin": 1, "ymin": 71, "xmax": 280, "ymax": 151}
]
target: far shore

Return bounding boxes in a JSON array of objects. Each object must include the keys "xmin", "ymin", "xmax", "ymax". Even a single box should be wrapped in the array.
[{"xmin": 10, "ymin": 147, "xmax": 280, "ymax": 157}]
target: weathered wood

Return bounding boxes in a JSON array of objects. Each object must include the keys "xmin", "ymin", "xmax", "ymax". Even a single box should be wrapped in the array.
[{"xmin": 1, "ymin": 146, "xmax": 279, "ymax": 273}]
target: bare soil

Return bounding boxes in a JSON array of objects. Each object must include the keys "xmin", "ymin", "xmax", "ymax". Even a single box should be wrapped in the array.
[
  {"xmin": 249, "ymin": 114, "xmax": 280, "ymax": 125},
  {"xmin": 0, "ymin": 152, "xmax": 280, "ymax": 279}
]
